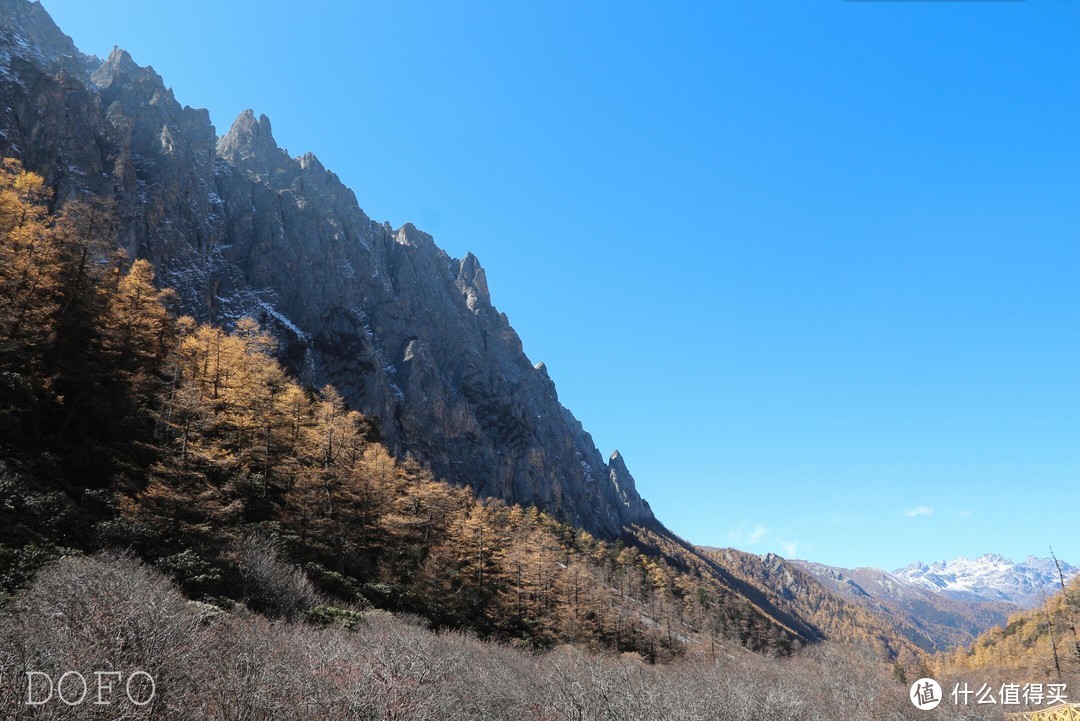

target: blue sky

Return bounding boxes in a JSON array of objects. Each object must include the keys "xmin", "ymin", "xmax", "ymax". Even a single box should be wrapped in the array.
[{"xmin": 41, "ymin": 0, "xmax": 1080, "ymax": 571}]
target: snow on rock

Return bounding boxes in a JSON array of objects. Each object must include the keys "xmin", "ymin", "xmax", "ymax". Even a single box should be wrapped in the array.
[
  {"xmin": 257, "ymin": 300, "xmax": 309, "ymax": 342},
  {"xmin": 894, "ymin": 554, "xmax": 1078, "ymax": 607}
]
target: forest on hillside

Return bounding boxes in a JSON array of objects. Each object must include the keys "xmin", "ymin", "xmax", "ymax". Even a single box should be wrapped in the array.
[
  {"xmin": 0, "ymin": 158, "xmax": 802, "ymax": 660},
  {"xmin": 936, "ymin": 573, "xmax": 1080, "ymax": 686}
]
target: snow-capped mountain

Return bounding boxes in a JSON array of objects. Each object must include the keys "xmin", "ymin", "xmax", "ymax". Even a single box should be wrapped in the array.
[
  {"xmin": 894, "ymin": 554, "xmax": 1077, "ymax": 607},
  {"xmin": 792, "ymin": 554, "xmax": 1077, "ymax": 651},
  {"xmin": 791, "ymin": 559, "xmax": 1017, "ymax": 651}
]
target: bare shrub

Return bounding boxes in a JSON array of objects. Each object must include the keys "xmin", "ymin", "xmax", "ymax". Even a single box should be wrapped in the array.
[
  {"xmin": 236, "ymin": 535, "xmax": 318, "ymax": 619},
  {"xmin": 0, "ymin": 553, "xmax": 1012, "ymax": 721},
  {"xmin": 0, "ymin": 552, "xmax": 203, "ymax": 720}
]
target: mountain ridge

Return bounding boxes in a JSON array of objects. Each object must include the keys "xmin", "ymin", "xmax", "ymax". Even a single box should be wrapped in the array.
[
  {"xmin": 893, "ymin": 554, "xmax": 1077, "ymax": 607},
  {"xmin": 0, "ymin": 0, "xmax": 656, "ymax": 539}
]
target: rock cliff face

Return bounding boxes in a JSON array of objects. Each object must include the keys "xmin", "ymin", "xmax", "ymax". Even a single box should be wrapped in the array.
[{"xmin": 0, "ymin": 0, "xmax": 656, "ymax": 536}]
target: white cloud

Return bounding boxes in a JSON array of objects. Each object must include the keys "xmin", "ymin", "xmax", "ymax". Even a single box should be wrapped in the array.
[
  {"xmin": 780, "ymin": 540, "xmax": 800, "ymax": 557},
  {"xmin": 748, "ymin": 524, "xmax": 770, "ymax": 545},
  {"xmin": 905, "ymin": 506, "xmax": 934, "ymax": 518},
  {"xmin": 727, "ymin": 523, "xmax": 771, "ymax": 547},
  {"xmin": 954, "ymin": 509, "xmax": 972, "ymax": 518}
]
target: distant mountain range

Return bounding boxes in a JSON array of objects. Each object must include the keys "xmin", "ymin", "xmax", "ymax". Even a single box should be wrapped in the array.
[
  {"xmin": 938, "ymin": 571, "xmax": 1080, "ymax": 677},
  {"xmin": 894, "ymin": 554, "xmax": 1077, "ymax": 607},
  {"xmin": 789, "ymin": 554, "xmax": 1075, "ymax": 653},
  {"xmin": 699, "ymin": 548, "xmax": 1060, "ymax": 655}
]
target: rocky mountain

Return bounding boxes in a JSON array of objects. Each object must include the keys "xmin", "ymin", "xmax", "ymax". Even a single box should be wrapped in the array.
[
  {"xmin": 793, "ymin": 560, "xmax": 1018, "ymax": 653},
  {"xmin": 894, "ymin": 554, "xmax": 1077, "ymax": 608},
  {"xmin": 0, "ymin": 0, "xmax": 655, "ymax": 538}
]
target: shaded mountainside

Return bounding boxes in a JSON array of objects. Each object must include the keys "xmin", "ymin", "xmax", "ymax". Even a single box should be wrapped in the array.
[
  {"xmin": 0, "ymin": 156, "xmax": 811, "ymax": 659},
  {"xmin": 793, "ymin": 559, "xmax": 1017, "ymax": 653},
  {"xmin": 700, "ymin": 548, "xmax": 926, "ymax": 663},
  {"xmin": 0, "ymin": 0, "xmax": 652, "ymax": 539}
]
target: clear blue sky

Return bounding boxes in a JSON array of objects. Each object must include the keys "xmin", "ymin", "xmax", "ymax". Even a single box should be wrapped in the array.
[{"xmin": 40, "ymin": 0, "xmax": 1080, "ymax": 571}]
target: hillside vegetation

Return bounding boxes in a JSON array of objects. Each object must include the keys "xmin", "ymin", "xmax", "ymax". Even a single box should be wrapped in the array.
[
  {"xmin": 0, "ymin": 552, "xmax": 999, "ymax": 721},
  {"xmin": 937, "ymin": 573, "xmax": 1080, "ymax": 683},
  {"xmin": 0, "ymin": 159, "xmax": 798, "ymax": 660},
  {"xmin": 701, "ymin": 548, "xmax": 925, "ymax": 665}
]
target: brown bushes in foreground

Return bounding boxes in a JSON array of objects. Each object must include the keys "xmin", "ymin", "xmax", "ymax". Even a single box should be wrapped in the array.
[{"xmin": 0, "ymin": 553, "xmax": 1004, "ymax": 720}]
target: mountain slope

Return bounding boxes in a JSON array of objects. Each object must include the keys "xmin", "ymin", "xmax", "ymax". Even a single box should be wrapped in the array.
[
  {"xmin": 0, "ymin": 0, "xmax": 652, "ymax": 538},
  {"xmin": 700, "ymin": 548, "xmax": 926, "ymax": 662},
  {"xmin": 793, "ymin": 560, "xmax": 1017, "ymax": 653},
  {"xmin": 0, "ymin": 155, "xmax": 813, "ymax": 659}
]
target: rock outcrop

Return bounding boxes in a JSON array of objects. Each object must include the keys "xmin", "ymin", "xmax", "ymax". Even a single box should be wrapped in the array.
[{"xmin": 0, "ymin": 0, "xmax": 657, "ymax": 536}]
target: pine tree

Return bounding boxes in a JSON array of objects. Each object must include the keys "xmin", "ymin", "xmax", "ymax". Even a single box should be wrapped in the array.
[
  {"xmin": 99, "ymin": 259, "xmax": 174, "ymax": 401},
  {"xmin": 0, "ymin": 161, "xmax": 63, "ymax": 367}
]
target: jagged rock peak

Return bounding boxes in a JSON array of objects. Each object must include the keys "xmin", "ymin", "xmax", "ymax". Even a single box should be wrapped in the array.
[
  {"xmin": 394, "ymin": 222, "xmax": 436, "ymax": 251},
  {"xmin": 101, "ymin": 46, "xmax": 139, "ymax": 74},
  {"xmin": 299, "ymin": 151, "xmax": 325, "ymax": 173},
  {"xmin": 217, "ymin": 109, "xmax": 281, "ymax": 163},
  {"xmin": 0, "ymin": 0, "xmax": 661, "ymax": 538},
  {"xmin": 92, "ymin": 46, "xmax": 166, "ymax": 93},
  {"xmin": 608, "ymin": 450, "xmax": 651, "ymax": 522},
  {"xmin": 456, "ymin": 252, "xmax": 490, "ymax": 309},
  {"xmin": 533, "ymin": 361, "xmax": 557, "ymax": 396}
]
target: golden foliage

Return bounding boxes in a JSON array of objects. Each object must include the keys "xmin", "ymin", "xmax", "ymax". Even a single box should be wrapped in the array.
[{"xmin": 937, "ymin": 576, "xmax": 1080, "ymax": 681}]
